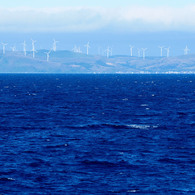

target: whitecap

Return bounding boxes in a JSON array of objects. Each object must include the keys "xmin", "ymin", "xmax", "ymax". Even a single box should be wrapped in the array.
[
  {"xmin": 8, "ymin": 178, "xmax": 15, "ymax": 181},
  {"xmin": 127, "ymin": 189, "xmax": 138, "ymax": 193},
  {"xmin": 140, "ymin": 104, "xmax": 149, "ymax": 107},
  {"xmin": 127, "ymin": 124, "xmax": 150, "ymax": 130},
  {"xmin": 127, "ymin": 124, "xmax": 158, "ymax": 130}
]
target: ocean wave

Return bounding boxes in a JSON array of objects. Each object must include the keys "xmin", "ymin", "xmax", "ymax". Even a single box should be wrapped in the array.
[
  {"xmin": 158, "ymin": 158, "xmax": 183, "ymax": 164},
  {"xmin": 65, "ymin": 123, "xmax": 158, "ymax": 130},
  {"xmin": 81, "ymin": 160, "xmax": 116, "ymax": 167},
  {"xmin": 81, "ymin": 159, "xmax": 140, "ymax": 169},
  {"xmin": 0, "ymin": 177, "xmax": 15, "ymax": 181}
]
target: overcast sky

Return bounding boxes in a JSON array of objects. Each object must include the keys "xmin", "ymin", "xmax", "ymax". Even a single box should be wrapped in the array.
[{"xmin": 1, "ymin": 0, "xmax": 195, "ymax": 33}]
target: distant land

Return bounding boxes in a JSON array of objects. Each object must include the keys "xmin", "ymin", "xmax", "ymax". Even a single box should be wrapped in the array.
[{"xmin": 0, "ymin": 50, "xmax": 195, "ymax": 73}]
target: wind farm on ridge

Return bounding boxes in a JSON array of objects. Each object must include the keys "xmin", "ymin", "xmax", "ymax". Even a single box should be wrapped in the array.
[{"xmin": 0, "ymin": 39, "xmax": 194, "ymax": 74}]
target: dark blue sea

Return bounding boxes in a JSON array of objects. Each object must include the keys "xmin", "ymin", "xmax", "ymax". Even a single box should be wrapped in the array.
[{"xmin": 0, "ymin": 74, "xmax": 194, "ymax": 194}]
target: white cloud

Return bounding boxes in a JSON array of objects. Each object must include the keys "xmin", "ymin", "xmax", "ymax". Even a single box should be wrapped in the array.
[{"xmin": 0, "ymin": 6, "xmax": 195, "ymax": 32}]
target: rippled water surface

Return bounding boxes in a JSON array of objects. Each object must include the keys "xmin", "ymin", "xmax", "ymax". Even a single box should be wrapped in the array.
[{"xmin": 0, "ymin": 74, "xmax": 194, "ymax": 194}]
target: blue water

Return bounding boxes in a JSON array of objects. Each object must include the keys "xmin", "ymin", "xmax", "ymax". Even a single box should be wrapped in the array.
[{"xmin": 0, "ymin": 74, "xmax": 194, "ymax": 194}]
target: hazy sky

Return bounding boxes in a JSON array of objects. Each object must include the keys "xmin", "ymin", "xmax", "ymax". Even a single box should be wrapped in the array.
[
  {"xmin": 1, "ymin": 0, "xmax": 195, "ymax": 8},
  {"xmin": 1, "ymin": 0, "xmax": 195, "ymax": 33}
]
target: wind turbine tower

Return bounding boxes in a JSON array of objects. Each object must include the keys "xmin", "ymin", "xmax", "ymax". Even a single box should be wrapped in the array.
[
  {"xmin": 159, "ymin": 46, "xmax": 164, "ymax": 57},
  {"xmin": 129, "ymin": 45, "xmax": 134, "ymax": 57},
  {"xmin": 85, "ymin": 42, "xmax": 90, "ymax": 55},
  {"xmin": 141, "ymin": 48, "xmax": 147, "ymax": 60},
  {"xmin": 110, "ymin": 47, "xmax": 113, "ymax": 57},
  {"xmin": 105, "ymin": 47, "xmax": 111, "ymax": 58},
  {"xmin": 98, "ymin": 46, "xmax": 102, "ymax": 56},
  {"xmin": 1, "ymin": 43, "xmax": 8, "ymax": 55},
  {"xmin": 165, "ymin": 47, "xmax": 170, "ymax": 58},
  {"xmin": 78, "ymin": 47, "xmax": 82, "ymax": 53},
  {"xmin": 45, "ymin": 50, "xmax": 51, "ymax": 62},
  {"xmin": 137, "ymin": 48, "xmax": 141, "ymax": 57},
  {"xmin": 72, "ymin": 45, "xmax": 77, "ymax": 53},
  {"xmin": 53, "ymin": 39, "xmax": 58, "ymax": 52},
  {"xmin": 22, "ymin": 41, "xmax": 27, "ymax": 56},
  {"xmin": 184, "ymin": 45, "xmax": 190, "ymax": 55},
  {"xmin": 31, "ymin": 39, "xmax": 36, "ymax": 58}
]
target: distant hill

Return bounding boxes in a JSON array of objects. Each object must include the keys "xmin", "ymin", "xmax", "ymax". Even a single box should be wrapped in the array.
[{"xmin": 0, "ymin": 50, "xmax": 194, "ymax": 73}]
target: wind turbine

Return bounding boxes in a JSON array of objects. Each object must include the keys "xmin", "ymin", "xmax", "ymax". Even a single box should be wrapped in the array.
[
  {"xmin": 98, "ymin": 46, "xmax": 102, "ymax": 56},
  {"xmin": 164, "ymin": 47, "xmax": 170, "ymax": 58},
  {"xmin": 110, "ymin": 47, "xmax": 113, "ymax": 57},
  {"xmin": 184, "ymin": 45, "xmax": 190, "ymax": 55},
  {"xmin": 11, "ymin": 46, "xmax": 16, "ymax": 52},
  {"xmin": 84, "ymin": 42, "xmax": 90, "ymax": 55},
  {"xmin": 72, "ymin": 45, "xmax": 77, "ymax": 53},
  {"xmin": 129, "ymin": 45, "xmax": 134, "ymax": 57},
  {"xmin": 105, "ymin": 47, "xmax": 111, "ymax": 58},
  {"xmin": 22, "ymin": 41, "xmax": 27, "ymax": 56},
  {"xmin": 77, "ymin": 47, "xmax": 82, "ymax": 53},
  {"xmin": 137, "ymin": 48, "xmax": 141, "ymax": 57},
  {"xmin": 45, "ymin": 50, "xmax": 52, "ymax": 62},
  {"xmin": 73, "ymin": 45, "xmax": 80, "ymax": 53},
  {"xmin": 141, "ymin": 48, "xmax": 147, "ymax": 60},
  {"xmin": 53, "ymin": 39, "xmax": 58, "ymax": 52},
  {"xmin": 31, "ymin": 39, "xmax": 37, "ymax": 58},
  {"xmin": 159, "ymin": 46, "xmax": 164, "ymax": 57},
  {"xmin": 1, "ymin": 43, "xmax": 8, "ymax": 55}
]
